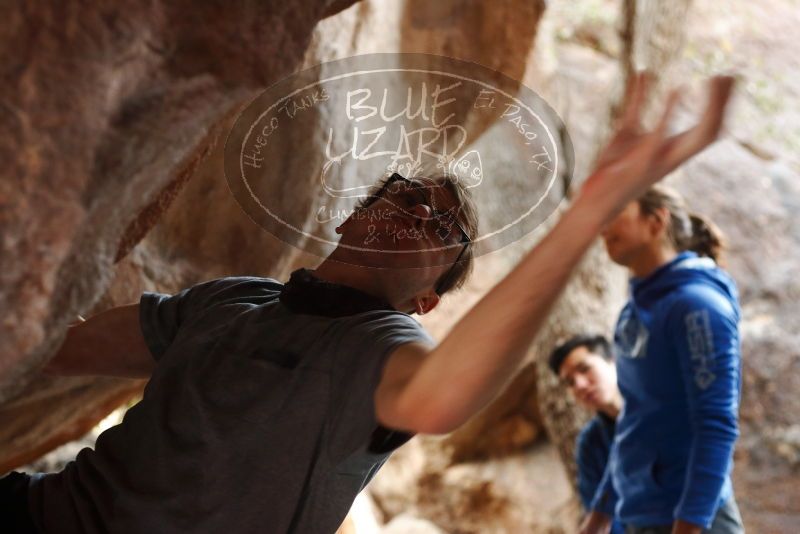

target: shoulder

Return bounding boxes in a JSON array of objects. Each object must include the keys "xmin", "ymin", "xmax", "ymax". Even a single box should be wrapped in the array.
[
  {"xmin": 666, "ymin": 281, "xmax": 738, "ymax": 326},
  {"xmin": 576, "ymin": 417, "xmax": 607, "ymax": 455},
  {"xmin": 188, "ymin": 276, "xmax": 283, "ymax": 294},
  {"xmin": 179, "ymin": 276, "xmax": 283, "ymax": 304},
  {"xmin": 575, "ymin": 417, "xmax": 614, "ymax": 476},
  {"xmin": 341, "ymin": 310, "xmax": 434, "ymax": 345},
  {"xmin": 142, "ymin": 276, "xmax": 284, "ymax": 321}
]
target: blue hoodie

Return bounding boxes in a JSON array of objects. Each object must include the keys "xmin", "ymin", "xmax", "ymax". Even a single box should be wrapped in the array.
[{"xmin": 590, "ymin": 251, "xmax": 741, "ymax": 528}]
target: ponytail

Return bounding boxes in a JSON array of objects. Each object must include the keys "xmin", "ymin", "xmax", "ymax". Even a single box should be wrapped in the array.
[
  {"xmin": 688, "ymin": 213, "xmax": 725, "ymax": 264},
  {"xmin": 638, "ymin": 185, "xmax": 726, "ymax": 264}
]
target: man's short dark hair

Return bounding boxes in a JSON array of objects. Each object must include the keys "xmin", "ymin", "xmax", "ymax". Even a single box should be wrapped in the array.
[{"xmin": 548, "ymin": 334, "xmax": 613, "ymax": 376}]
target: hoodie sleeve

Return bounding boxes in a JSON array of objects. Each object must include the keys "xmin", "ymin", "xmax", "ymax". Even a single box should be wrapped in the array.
[
  {"xmin": 589, "ymin": 459, "xmax": 617, "ymax": 517},
  {"xmin": 576, "ymin": 419, "xmax": 617, "ymax": 513},
  {"xmin": 666, "ymin": 284, "xmax": 741, "ymax": 528}
]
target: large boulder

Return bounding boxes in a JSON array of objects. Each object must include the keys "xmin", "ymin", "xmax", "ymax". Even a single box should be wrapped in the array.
[{"xmin": 0, "ymin": 0, "xmax": 361, "ymax": 471}]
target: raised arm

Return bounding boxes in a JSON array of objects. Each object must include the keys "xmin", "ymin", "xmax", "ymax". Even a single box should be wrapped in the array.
[
  {"xmin": 43, "ymin": 304, "xmax": 155, "ymax": 379},
  {"xmin": 375, "ymin": 74, "xmax": 735, "ymax": 434}
]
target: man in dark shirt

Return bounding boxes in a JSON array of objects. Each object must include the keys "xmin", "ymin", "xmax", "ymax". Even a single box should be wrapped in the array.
[
  {"xmin": 2, "ymin": 74, "xmax": 734, "ymax": 533},
  {"xmin": 550, "ymin": 335, "xmax": 624, "ymax": 534}
]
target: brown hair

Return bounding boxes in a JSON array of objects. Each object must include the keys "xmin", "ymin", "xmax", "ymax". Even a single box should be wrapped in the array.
[
  {"xmin": 637, "ymin": 185, "xmax": 725, "ymax": 264},
  {"xmin": 357, "ymin": 172, "xmax": 479, "ymax": 296}
]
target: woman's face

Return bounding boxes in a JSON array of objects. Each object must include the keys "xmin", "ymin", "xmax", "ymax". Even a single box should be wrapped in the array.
[{"xmin": 601, "ymin": 201, "xmax": 657, "ymax": 268}]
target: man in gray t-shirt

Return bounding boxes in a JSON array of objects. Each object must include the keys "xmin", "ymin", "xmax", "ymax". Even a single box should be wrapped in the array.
[
  {"xmin": 30, "ymin": 273, "xmax": 434, "ymax": 533},
  {"xmin": 13, "ymin": 75, "xmax": 733, "ymax": 534}
]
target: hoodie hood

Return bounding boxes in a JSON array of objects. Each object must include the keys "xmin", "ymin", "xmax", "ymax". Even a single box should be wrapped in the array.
[{"xmin": 629, "ymin": 251, "xmax": 739, "ymax": 319}]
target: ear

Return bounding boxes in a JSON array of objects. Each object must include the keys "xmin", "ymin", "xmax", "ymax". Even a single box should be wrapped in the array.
[
  {"xmin": 412, "ymin": 290, "xmax": 440, "ymax": 315},
  {"xmin": 335, "ymin": 214, "xmax": 354, "ymax": 234},
  {"xmin": 648, "ymin": 206, "xmax": 670, "ymax": 238}
]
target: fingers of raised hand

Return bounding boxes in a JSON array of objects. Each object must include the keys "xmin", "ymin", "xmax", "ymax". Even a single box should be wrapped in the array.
[
  {"xmin": 655, "ymin": 90, "xmax": 680, "ymax": 136},
  {"xmin": 620, "ymin": 71, "xmax": 654, "ymax": 130},
  {"xmin": 680, "ymin": 76, "xmax": 735, "ymax": 150},
  {"xmin": 656, "ymin": 76, "xmax": 735, "ymax": 174},
  {"xmin": 645, "ymin": 89, "xmax": 681, "ymax": 163},
  {"xmin": 698, "ymin": 75, "xmax": 735, "ymax": 140}
]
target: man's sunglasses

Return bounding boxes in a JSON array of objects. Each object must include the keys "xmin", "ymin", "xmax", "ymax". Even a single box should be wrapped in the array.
[{"xmin": 363, "ymin": 172, "xmax": 471, "ymax": 295}]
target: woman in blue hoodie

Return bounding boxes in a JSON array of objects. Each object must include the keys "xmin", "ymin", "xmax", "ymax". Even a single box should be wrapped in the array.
[{"xmin": 581, "ymin": 185, "xmax": 744, "ymax": 534}]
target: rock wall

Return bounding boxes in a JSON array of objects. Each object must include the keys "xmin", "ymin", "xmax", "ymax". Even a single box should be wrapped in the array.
[{"xmin": 0, "ymin": 0, "xmax": 360, "ymax": 471}]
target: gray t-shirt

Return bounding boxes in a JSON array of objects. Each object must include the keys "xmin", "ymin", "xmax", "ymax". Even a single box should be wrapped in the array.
[{"xmin": 28, "ymin": 276, "xmax": 434, "ymax": 533}]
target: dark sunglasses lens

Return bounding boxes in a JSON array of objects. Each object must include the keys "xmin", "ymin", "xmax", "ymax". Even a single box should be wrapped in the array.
[{"xmin": 436, "ymin": 219, "xmax": 465, "ymax": 244}]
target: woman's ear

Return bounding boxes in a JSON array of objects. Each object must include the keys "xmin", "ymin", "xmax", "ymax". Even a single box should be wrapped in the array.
[{"xmin": 648, "ymin": 206, "xmax": 670, "ymax": 239}]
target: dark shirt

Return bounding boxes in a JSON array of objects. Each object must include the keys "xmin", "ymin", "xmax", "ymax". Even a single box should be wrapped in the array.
[
  {"xmin": 28, "ymin": 270, "xmax": 434, "ymax": 533},
  {"xmin": 576, "ymin": 413, "xmax": 624, "ymax": 534}
]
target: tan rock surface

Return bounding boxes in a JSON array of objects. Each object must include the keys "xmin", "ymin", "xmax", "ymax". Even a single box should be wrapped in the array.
[{"xmin": 0, "ymin": 0, "xmax": 360, "ymax": 469}]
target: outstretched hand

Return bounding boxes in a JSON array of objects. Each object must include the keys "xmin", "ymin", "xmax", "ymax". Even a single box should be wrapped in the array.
[{"xmin": 580, "ymin": 72, "xmax": 735, "ymax": 221}]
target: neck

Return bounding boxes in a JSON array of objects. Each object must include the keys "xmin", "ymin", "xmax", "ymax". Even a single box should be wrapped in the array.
[
  {"xmin": 312, "ymin": 256, "xmax": 382, "ymax": 297},
  {"xmin": 314, "ymin": 255, "xmax": 427, "ymax": 314},
  {"xmin": 599, "ymin": 390, "xmax": 623, "ymax": 419},
  {"xmin": 629, "ymin": 245, "xmax": 678, "ymax": 279}
]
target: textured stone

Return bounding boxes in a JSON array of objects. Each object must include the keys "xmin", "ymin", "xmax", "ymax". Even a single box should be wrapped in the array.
[
  {"xmin": 369, "ymin": 438, "xmax": 574, "ymax": 533},
  {"xmin": 0, "ymin": 0, "xmax": 359, "ymax": 466},
  {"xmin": 382, "ymin": 515, "xmax": 446, "ymax": 534}
]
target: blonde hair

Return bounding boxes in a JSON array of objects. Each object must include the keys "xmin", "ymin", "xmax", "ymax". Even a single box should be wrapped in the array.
[{"xmin": 638, "ymin": 185, "xmax": 725, "ymax": 264}]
